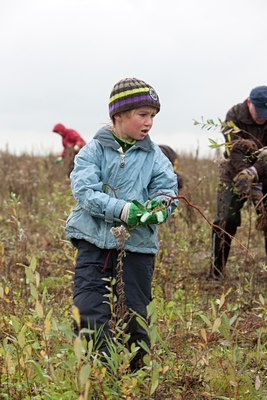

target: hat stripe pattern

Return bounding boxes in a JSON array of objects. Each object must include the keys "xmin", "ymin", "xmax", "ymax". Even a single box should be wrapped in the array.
[
  {"xmin": 109, "ymin": 78, "xmax": 160, "ymax": 118},
  {"xmin": 109, "ymin": 94, "xmax": 154, "ymax": 114},
  {"xmin": 109, "ymin": 87, "xmax": 150, "ymax": 103}
]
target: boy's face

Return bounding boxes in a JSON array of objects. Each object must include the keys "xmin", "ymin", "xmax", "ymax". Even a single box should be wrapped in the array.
[{"xmin": 113, "ymin": 106, "xmax": 157, "ymax": 141}]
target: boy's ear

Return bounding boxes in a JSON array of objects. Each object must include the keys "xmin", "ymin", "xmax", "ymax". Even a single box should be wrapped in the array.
[{"xmin": 114, "ymin": 113, "xmax": 123, "ymax": 122}]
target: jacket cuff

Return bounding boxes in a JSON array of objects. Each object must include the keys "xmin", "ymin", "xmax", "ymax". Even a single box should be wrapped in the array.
[{"xmin": 105, "ymin": 198, "xmax": 126, "ymax": 223}]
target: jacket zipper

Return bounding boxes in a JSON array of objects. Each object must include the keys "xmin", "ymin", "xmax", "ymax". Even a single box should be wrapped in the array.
[{"xmin": 117, "ymin": 147, "xmax": 125, "ymax": 168}]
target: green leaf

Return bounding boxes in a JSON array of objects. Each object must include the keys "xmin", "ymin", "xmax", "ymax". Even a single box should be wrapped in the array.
[
  {"xmin": 79, "ymin": 364, "xmax": 91, "ymax": 386},
  {"xmin": 150, "ymin": 364, "xmax": 160, "ymax": 394},
  {"xmin": 208, "ymin": 138, "xmax": 224, "ymax": 149},
  {"xmin": 218, "ymin": 293, "xmax": 225, "ymax": 310},
  {"xmin": 29, "ymin": 256, "xmax": 37, "ymax": 272},
  {"xmin": 135, "ymin": 316, "xmax": 149, "ymax": 335},
  {"xmin": 229, "ymin": 315, "xmax": 238, "ymax": 326},
  {"xmin": 35, "ymin": 300, "xmax": 44, "ymax": 318},
  {"xmin": 25, "ymin": 267, "xmax": 34, "ymax": 284},
  {"xmin": 147, "ymin": 300, "xmax": 157, "ymax": 324},
  {"xmin": 212, "ymin": 317, "xmax": 221, "ymax": 333},
  {"xmin": 198, "ymin": 313, "xmax": 212, "ymax": 327},
  {"xmin": 30, "ymin": 283, "xmax": 38, "ymax": 300},
  {"xmin": 18, "ymin": 326, "xmax": 26, "ymax": 348},
  {"xmin": 138, "ymin": 340, "xmax": 150, "ymax": 354},
  {"xmin": 9, "ymin": 316, "xmax": 21, "ymax": 334},
  {"xmin": 27, "ymin": 360, "xmax": 48, "ymax": 384},
  {"xmin": 73, "ymin": 336, "xmax": 86, "ymax": 361},
  {"xmin": 218, "ymin": 313, "xmax": 231, "ymax": 342}
]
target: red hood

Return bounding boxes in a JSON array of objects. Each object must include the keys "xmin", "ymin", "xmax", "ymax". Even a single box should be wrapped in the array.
[{"xmin": 53, "ymin": 123, "xmax": 66, "ymax": 135}]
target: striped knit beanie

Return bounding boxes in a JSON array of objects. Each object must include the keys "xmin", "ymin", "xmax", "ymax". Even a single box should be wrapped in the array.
[{"xmin": 109, "ymin": 78, "xmax": 160, "ymax": 118}]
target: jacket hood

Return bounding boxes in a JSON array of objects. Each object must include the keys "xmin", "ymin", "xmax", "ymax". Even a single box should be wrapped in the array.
[{"xmin": 53, "ymin": 123, "xmax": 66, "ymax": 134}]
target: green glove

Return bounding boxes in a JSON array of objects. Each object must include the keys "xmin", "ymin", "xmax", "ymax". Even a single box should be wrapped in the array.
[
  {"xmin": 121, "ymin": 199, "xmax": 168, "ymax": 227},
  {"xmin": 141, "ymin": 200, "xmax": 168, "ymax": 225},
  {"xmin": 121, "ymin": 200, "xmax": 146, "ymax": 227},
  {"xmin": 140, "ymin": 208, "xmax": 168, "ymax": 225},
  {"xmin": 144, "ymin": 199, "xmax": 163, "ymax": 211}
]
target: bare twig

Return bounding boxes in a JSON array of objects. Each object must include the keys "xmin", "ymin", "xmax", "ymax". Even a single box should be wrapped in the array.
[{"xmin": 163, "ymin": 193, "xmax": 256, "ymax": 262}]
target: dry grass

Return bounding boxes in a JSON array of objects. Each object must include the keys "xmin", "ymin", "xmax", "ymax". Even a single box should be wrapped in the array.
[{"xmin": 0, "ymin": 150, "xmax": 266, "ymax": 399}]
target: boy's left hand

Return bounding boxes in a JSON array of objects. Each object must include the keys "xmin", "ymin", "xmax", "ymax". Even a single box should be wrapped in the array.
[
  {"xmin": 140, "ymin": 200, "xmax": 168, "ymax": 225},
  {"xmin": 140, "ymin": 209, "xmax": 168, "ymax": 225},
  {"xmin": 144, "ymin": 199, "xmax": 163, "ymax": 211},
  {"xmin": 120, "ymin": 200, "xmax": 146, "ymax": 227}
]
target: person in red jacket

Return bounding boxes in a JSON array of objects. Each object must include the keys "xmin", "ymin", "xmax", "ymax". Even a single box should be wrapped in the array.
[
  {"xmin": 53, "ymin": 123, "xmax": 86, "ymax": 161},
  {"xmin": 52, "ymin": 123, "xmax": 86, "ymax": 174}
]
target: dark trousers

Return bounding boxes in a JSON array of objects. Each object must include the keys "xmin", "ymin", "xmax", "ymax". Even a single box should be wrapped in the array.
[
  {"xmin": 73, "ymin": 239, "xmax": 155, "ymax": 355},
  {"xmin": 211, "ymin": 182, "xmax": 267, "ymax": 277},
  {"xmin": 211, "ymin": 183, "xmax": 245, "ymax": 277}
]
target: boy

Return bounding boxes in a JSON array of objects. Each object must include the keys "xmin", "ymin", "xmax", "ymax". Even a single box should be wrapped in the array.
[{"xmin": 66, "ymin": 77, "xmax": 178, "ymax": 368}]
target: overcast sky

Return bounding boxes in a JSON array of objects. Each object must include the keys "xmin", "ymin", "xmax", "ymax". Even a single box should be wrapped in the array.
[{"xmin": 1, "ymin": 0, "xmax": 266, "ymax": 157}]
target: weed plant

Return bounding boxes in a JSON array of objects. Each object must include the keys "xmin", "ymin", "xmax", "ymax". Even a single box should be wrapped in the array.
[{"xmin": 0, "ymin": 150, "xmax": 266, "ymax": 399}]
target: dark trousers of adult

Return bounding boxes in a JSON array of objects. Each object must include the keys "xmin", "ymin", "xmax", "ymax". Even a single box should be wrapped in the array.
[
  {"xmin": 211, "ymin": 182, "xmax": 247, "ymax": 278},
  {"xmin": 73, "ymin": 239, "xmax": 155, "ymax": 365},
  {"xmin": 211, "ymin": 182, "xmax": 267, "ymax": 278}
]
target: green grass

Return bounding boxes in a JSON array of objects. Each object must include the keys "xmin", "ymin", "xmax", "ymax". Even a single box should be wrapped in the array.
[{"xmin": 0, "ymin": 151, "xmax": 266, "ymax": 399}]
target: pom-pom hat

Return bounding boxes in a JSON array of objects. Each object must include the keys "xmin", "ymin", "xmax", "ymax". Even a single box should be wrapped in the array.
[{"xmin": 109, "ymin": 78, "xmax": 160, "ymax": 118}]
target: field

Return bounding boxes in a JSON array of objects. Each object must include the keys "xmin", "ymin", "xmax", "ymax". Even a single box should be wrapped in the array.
[{"xmin": 0, "ymin": 150, "xmax": 266, "ymax": 400}]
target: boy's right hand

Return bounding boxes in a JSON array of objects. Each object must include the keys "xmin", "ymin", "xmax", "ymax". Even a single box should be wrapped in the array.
[
  {"xmin": 120, "ymin": 199, "xmax": 168, "ymax": 227},
  {"xmin": 120, "ymin": 200, "xmax": 146, "ymax": 227}
]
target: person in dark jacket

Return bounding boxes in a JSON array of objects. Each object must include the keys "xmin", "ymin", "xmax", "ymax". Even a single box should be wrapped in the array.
[
  {"xmin": 159, "ymin": 144, "xmax": 183, "ymax": 189},
  {"xmin": 210, "ymin": 86, "xmax": 267, "ymax": 279}
]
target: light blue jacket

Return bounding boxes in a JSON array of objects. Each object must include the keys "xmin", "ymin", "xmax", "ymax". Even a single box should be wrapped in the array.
[{"xmin": 66, "ymin": 126, "xmax": 178, "ymax": 254}]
